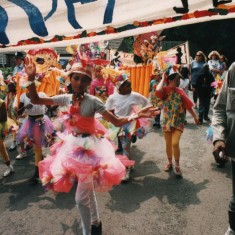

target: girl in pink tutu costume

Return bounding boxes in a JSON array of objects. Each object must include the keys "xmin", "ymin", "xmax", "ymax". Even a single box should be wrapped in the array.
[
  {"xmin": 24, "ymin": 58, "xmax": 159, "ymax": 235},
  {"xmin": 17, "ymin": 90, "xmax": 54, "ymax": 184}
]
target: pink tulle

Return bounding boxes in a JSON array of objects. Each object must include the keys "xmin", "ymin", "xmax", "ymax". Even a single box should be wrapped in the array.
[
  {"xmin": 39, "ymin": 129, "xmax": 132, "ymax": 193},
  {"xmin": 17, "ymin": 115, "xmax": 54, "ymax": 146},
  {"xmin": 54, "ymin": 105, "xmax": 108, "ymax": 137},
  {"xmin": 116, "ymin": 155, "xmax": 135, "ymax": 168},
  {"xmin": 38, "ymin": 104, "xmax": 139, "ymax": 193}
]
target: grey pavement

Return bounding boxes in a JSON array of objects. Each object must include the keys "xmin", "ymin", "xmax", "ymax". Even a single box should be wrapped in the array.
[{"xmin": 0, "ymin": 103, "xmax": 232, "ymax": 235}]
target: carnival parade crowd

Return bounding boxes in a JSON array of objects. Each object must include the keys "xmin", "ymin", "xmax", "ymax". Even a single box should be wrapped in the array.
[{"xmin": 0, "ymin": 48, "xmax": 233, "ymax": 235}]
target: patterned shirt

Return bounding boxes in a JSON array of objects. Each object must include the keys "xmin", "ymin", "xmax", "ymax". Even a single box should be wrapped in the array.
[{"xmin": 156, "ymin": 87, "xmax": 193, "ymax": 132}]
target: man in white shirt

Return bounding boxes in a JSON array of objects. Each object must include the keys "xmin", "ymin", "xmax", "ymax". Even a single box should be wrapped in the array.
[{"xmin": 105, "ymin": 75, "xmax": 151, "ymax": 181}]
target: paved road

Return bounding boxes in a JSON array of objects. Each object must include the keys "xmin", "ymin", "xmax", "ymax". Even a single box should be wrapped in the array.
[{"xmin": 0, "ymin": 107, "xmax": 232, "ymax": 235}]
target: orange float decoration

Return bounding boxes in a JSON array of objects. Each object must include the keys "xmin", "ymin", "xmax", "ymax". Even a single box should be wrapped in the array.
[{"xmin": 16, "ymin": 48, "xmax": 63, "ymax": 106}]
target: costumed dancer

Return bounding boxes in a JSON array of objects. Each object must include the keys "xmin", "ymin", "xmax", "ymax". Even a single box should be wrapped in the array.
[
  {"xmin": 89, "ymin": 65, "xmax": 114, "ymax": 103},
  {"xmin": 156, "ymin": 67, "xmax": 199, "ymax": 176},
  {"xmin": 16, "ymin": 82, "xmax": 54, "ymax": 184},
  {"xmin": 0, "ymin": 70, "xmax": 7, "ymax": 100},
  {"xmin": 105, "ymin": 73, "xmax": 152, "ymax": 182},
  {"xmin": 15, "ymin": 48, "xmax": 66, "ymax": 147},
  {"xmin": 6, "ymin": 81, "xmax": 18, "ymax": 152},
  {"xmin": 24, "ymin": 59, "xmax": 158, "ymax": 235},
  {"xmin": 0, "ymin": 98, "xmax": 17, "ymax": 177}
]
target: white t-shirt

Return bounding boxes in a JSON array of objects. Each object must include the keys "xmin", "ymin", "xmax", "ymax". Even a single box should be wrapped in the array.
[
  {"xmin": 179, "ymin": 79, "xmax": 190, "ymax": 94},
  {"xmin": 20, "ymin": 92, "xmax": 47, "ymax": 116},
  {"xmin": 105, "ymin": 91, "xmax": 150, "ymax": 117}
]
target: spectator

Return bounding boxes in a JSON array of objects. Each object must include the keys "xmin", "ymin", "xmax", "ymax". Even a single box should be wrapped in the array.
[
  {"xmin": 212, "ymin": 62, "xmax": 235, "ymax": 235},
  {"xmin": 179, "ymin": 66, "xmax": 190, "ymax": 124},
  {"xmin": 195, "ymin": 64, "xmax": 215, "ymax": 124},
  {"xmin": 149, "ymin": 68, "xmax": 163, "ymax": 128},
  {"xmin": 190, "ymin": 51, "xmax": 207, "ymax": 109},
  {"xmin": 179, "ymin": 66, "xmax": 190, "ymax": 94},
  {"xmin": 208, "ymin": 50, "xmax": 221, "ymax": 101}
]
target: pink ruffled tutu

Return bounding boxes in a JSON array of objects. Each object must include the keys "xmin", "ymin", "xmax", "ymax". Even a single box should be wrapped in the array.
[
  {"xmin": 39, "ymin": 106, "xmax": 134, "ymax": 193},
  {"xmin": 17, "ymin": 115, "xmax": 54, "ymax": 146}
]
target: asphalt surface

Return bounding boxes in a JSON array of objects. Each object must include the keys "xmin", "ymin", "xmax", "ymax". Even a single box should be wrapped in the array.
[{"xmin": 0, "ymin": 104, "xmax": 232, "ymax": 235}]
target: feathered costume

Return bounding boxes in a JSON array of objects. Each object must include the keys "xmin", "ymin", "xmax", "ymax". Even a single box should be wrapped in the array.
[
  {"xmin": 0, "ymin": 99, "xmax": 17, "ymax": 139},
  {"xmin": 39, "ymin": 97, "xmax": 134, "ymax": 193}
]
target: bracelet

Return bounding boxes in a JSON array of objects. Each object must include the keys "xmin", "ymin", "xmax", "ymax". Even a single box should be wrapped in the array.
[{"xmin": 127, "ymin": 113, "xmax": 139, "ymax": 121}]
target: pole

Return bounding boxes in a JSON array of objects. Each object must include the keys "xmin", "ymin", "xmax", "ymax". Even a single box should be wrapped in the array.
[
  {"xmin": 185, "ymin": 41, "xmax": 190, "ymax": 65},
  {"xmin": 229, "ymin": 159, "xmax": 235, "ymax": 231}
]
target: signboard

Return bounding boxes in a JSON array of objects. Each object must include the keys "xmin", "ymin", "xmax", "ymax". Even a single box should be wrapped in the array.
[{"xmin": 0, "ymin": 0, "xmax": 235, "ymax": 51}]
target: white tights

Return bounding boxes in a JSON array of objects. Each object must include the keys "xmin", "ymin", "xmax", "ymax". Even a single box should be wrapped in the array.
[{"xmin": 75, "ymin": 181, "xmax": 100, "ymax": 235}]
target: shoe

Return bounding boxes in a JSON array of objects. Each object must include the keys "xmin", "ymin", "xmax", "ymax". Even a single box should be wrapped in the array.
[
  {"xmin": 16, "ymin": 152, "xmax": 27, "ymax": 160},
  {"xmin": 28, "ymin": 176, "xmax": 39, "ymax": 185},
  {"xmin": 216, "ymin": 156, "xmax": 229, "ymax": 168},
  {"xmin": 153, "ymin": 123, "xmax": 161, "ymax": 128},
  {"xmin": 91, "ymin": 221, "xmax": 102, "ymax": 235},
  {"xmin": 174, "ymin": 166, "xmax": 182, "ymax": 176},
  {"xmin": 225, "ymin": 227, "xmax": 235, "ymax": 235},
  {"xmin": 164, "ymin": 163, "xmax": 173, "ymax": 172},
  {"xmin": 115, "ymin": 148, "xmax": 123, "ymax": 154},
  {"xmin": 204, "ymin": 116, "xmax": 211, "ymax": 122},
  {"xmin": 199, "ymin": 119, "xmax": 203, "ymax": 125},
  {"xmin": 24, "ymin": 143, "xmax": 33, "ymax": 151},
  {"xmin": 122, "ymin": 168, "xmax": 131, "ymax": 182},
  {"xmin": 9, "ymin": 142, "xmax": 17, "ymax": 151},
  {"xmin": 29, "ymin": 166, "xmax": 39, "ymax": 185},
  {"xmin": 3, "ymin": 164, "xmax": 14, "ymax": 177},
  {"xmin": 131, "ymin": 134, "xmax": 137, "ymax": 143}
]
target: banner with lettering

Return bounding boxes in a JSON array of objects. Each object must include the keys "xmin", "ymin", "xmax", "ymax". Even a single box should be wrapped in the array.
[{"xmin": 0, "ymin": 0, "xmax": 235, "ymax": 52}]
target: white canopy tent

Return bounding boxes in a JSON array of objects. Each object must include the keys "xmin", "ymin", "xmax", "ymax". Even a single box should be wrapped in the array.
[{"xmin": 0, "ymin": 0, "xmax": 235, "ymax": 52}]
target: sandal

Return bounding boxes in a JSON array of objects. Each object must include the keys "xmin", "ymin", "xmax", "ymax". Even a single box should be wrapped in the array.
[
  {"xmin": 174, "ymin": 166, "xmax": 182, "ymax": 176},
  {"xmin": 164, "ymin": 163, "xmax": 173, "ymax": 172}
]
